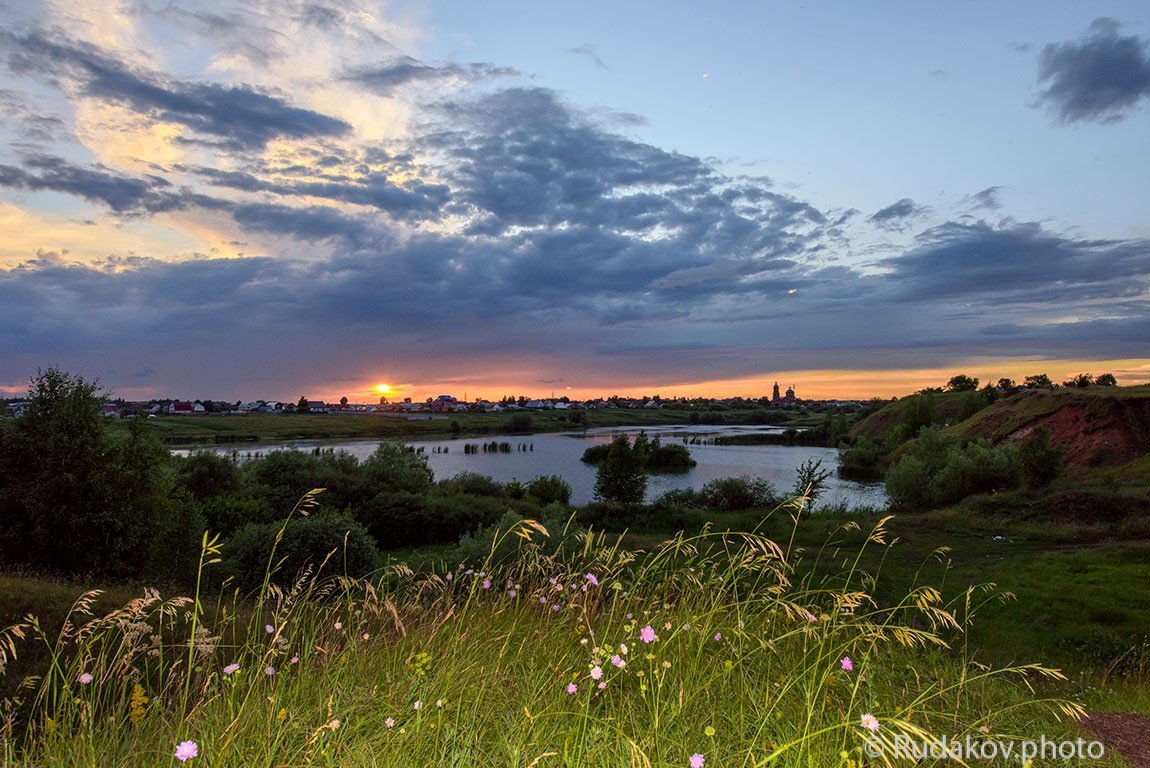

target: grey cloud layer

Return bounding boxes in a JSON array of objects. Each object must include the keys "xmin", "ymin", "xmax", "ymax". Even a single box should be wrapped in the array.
[
  {"xmin": 1037, "ymin": 18, "xmax": 1150, "ymax": 124},
  {"xmin": 3, "ymin": 32, "xmax": 351, "ymax": 149},
  {"xmin": 0, "ymin": 23, "xmax": 1148, "ymax": 393}
]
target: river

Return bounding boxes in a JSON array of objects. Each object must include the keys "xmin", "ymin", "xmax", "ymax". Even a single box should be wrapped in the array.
[{"xmin": 180, "ymin": 425, "xmax": 887, "ymax": 509}]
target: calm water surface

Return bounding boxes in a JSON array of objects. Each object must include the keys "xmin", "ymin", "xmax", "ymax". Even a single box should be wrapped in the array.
[{"xmin": 186, "ymin": 425, "xmax": 886, "ymax": 508}]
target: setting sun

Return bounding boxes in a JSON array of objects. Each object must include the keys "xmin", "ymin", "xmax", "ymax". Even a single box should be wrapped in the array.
[{"xmin": 375, "ymin": 383, "xmax": 393, "ymax": 395}]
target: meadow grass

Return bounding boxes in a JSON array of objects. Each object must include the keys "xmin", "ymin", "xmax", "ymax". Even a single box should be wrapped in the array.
[{"xmin": 0, "ymin": 497, "xmax": 1104, "ymax": 768}]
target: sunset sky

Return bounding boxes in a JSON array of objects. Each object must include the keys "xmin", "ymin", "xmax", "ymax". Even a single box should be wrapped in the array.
[{"xmin": 1, "ymin": 1, "xmax": 1148, "ymax": 403}]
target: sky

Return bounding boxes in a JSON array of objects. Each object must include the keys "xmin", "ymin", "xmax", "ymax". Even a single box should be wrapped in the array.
[{"xmin": 1, "ymin": 0, "xmax": 1148, "ymax": 403}]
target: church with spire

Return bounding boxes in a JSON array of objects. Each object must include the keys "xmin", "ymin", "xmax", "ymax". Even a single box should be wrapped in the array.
[{"xmin": 771, "ymin": 382, "xmax": 798, "ymax": 406}]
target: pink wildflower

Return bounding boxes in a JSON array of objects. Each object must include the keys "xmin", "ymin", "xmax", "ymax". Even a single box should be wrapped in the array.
[
  {"xmin": 482, "ymin": 579, "xmax": 492, "ymax": 590},
  {"xmin": 222, "ymin": 663, "xmax": 240, "ymax": 676},
  {"xmin": 713, "ymin": 632, "xmax": 722, "ymax": 642},
  {"xmin": 840, "ymin": 656, "xmax": 853, "ymax": 672},
  {"xmin": 385, "ymin": 717, "xmax": 395, "ymax": 728},
  {"xmin": 566, "ymin": 683, "xmax": 578, "ymax": 694},
  {"xmin": 640, "ymin": 625, "xmax": 657, "ymax": 643},
  {"xmin": 590, "ymin": 665, "xmax": 603, "ymax": 680},
  {"xmin": 689, "ymin": 754, "xmax": 705, "ymax": 768},
  {"xmin": 264, "ymin": 624, "xmax": 274, "ymax": 634},
  {"xmin": 508, "ymin": 589, "xmax": 517, "ymax": 598},
  {"xmin": 611, "ymin": 655, "xmax": 625, "ymax": 668},
  {"xmin": 334, "ymin": 621, "xmax": 342, "ymax": 630},
  {"xmin": 597, "ymin": 681, "xmax": 607, "ymax": 690},
  {"xmin": 174, "ymin": 741, "xmax": 198, "ymax": 762},
  {"xmin": 860, "ymin": 713, "xmax": 880, "ymax": 732},
  {"xmin": 78, "ymin": 672, "xmax": 94, "ymax": 685},
  {"xmin": 264, "ymin": 666, "xmax": 276, "ymax": 676},
  {"xmin": 585, "ymin": 573, "xmax": 599, "ymax": 586},
  {"xmin": 290, "ymin": 656, "xmax": 299, "ymax": 665}
]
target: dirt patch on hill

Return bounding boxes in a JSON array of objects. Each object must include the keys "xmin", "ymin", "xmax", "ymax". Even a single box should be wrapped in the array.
[
  {"xmin": 1081, "ymin": 711, "xmax": 1150, "ymax": 768},
  {"xmin": 1008, "ymin": 400, "xmax": 1150, "ymax": 469}
]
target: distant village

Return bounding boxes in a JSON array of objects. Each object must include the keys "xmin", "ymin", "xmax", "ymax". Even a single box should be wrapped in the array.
[{"xmin": 4, "ymin": 382, "xmax": 868, "ymax": 419}]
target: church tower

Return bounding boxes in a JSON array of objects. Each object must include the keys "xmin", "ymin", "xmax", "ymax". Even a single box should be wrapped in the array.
[{"xmin": 772, "ymin": 382, "xmax": 781, "ymax": 402}]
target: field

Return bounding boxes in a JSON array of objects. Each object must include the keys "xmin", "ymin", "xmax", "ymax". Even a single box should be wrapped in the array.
[{"xmin": 0, "ymin": 517, "xmax": 1116, "ymax": 767}]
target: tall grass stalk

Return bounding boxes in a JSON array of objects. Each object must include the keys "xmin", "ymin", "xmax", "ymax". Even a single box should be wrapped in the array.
[{"xmin": 0, "ymin": 502, "xmax": 1092, "ymax": 767}]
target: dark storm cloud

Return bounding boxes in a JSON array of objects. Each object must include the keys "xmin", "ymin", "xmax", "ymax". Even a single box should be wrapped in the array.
[
  {"xmin": 3, "ymin": 32, "xmax": 351, "ymax": 149},
  {"xmin": 0, "ymin": 155, "xmax": 191, "ymax": 213},
  {"xmin": 184, "ymin": 165, "xmax": 450, "ymax": 219},
  {"xmin": 346, "ymin": 57, "xmax": 519, "ymax": 96},
  {"xmin": 868, "ymin": 198, "xmax": 930, "ymax": 230},
  {"xmin": 1036, "ymin": 18, "xmax": 1150, "ymax": 124},
  {"xmin": 881, "ymin": 220, "xmax": 1150, "ymax": 303}
]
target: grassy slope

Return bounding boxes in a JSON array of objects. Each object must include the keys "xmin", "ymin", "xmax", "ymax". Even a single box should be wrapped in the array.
[{"xmin": 835, "ymin": 384, "xmax": 1150, "ymax": 689}]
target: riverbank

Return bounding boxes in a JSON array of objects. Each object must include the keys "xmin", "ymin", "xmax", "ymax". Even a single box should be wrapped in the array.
[{"xmin": 113, "ymin": 407, "xmax": 821, "ymax": 445}]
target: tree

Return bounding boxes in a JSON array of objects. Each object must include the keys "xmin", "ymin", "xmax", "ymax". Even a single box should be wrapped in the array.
[
  {"xmin": 1063, "ymin": 373, "xmax": 1094, "ymax": 388},
  {"xmin": 1023, "ymin": 374, "xmax": 1054, "ymax": 389},
  {"xmin": 593, "ymin": 433, "xmax": 647, "ymax": 504},
  {"xmin": 297, "ymin": 396, "xmax": 309, "ymax": 412},
  {"xmin": 339, "ymin": 396, "xmax": 349, "ymax": 408},
  {"xmin": 946, "ymin": 374, "xmax": 979, "ymax": 392},
  {"xmin": 791, "ymin": 458, "xmax": 832, "ymax": 514},
  {"xmin": 1096, "ymin": 372, "xmax": 1118, "ymax": 387},
  {"xmin": 997, "ymin": 378, "xmax": 1018, "ymax": 393},
  {"xmin": 0, "ymin": 368, "xmax": 179, "ymax": 578}
]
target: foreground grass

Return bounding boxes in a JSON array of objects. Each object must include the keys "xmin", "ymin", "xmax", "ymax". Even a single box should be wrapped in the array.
[{"xmin": 1, "ymin": 515, "xmax": 1101, "ymax": 767}]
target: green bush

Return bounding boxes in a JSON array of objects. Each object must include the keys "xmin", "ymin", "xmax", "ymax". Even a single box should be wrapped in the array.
[
  {"xmin": 525, "ymin": 474, "xmax": 572, "ymax": 505},
  {"xmin": 437, "ymin": 471, "xmax": 505, "ymax": 498},
  {"xmin": 199, "ymin": 494, "xmax": 277, "ymax": 537},
  {"xmin": 176, "ymin": 450, "xmax": 242, "ymax": 500},
  {"xmin": 221, "ymin": 515, "xmax": 380, "ymax": 590},
  {"xmin": 355, "ymin": 491, "xmax": 507, "ymax": 549},
  {"xmin": 885, "ymin": 427, "xmax": 1021, "ymax": 510},
  {"xmin": 362, "ymin": 441, "xmax": 434, "ymax": 495},
  {"xmin": 837, "ymin": 436, "xmax": 886, "ymax": 480},
  {"xmin": 700, "ymin": 476, "xmax": 779, "ymax": 511},
  {"xmin": 1018, "ymin": 427, "xmax": 1064, "ymax": 489},
  {"xmin": 577, "ymin": 501, "xmax": 708, "ymax": 534},
  {"xmin": 457, "ymin": 506, "xmax": 587, "ymax": 566}
]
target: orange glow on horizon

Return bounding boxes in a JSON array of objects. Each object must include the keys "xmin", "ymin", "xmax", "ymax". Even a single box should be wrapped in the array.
[{"xmin": 309, "ymin": 357, "xmax": 1150, "ymax": 405}]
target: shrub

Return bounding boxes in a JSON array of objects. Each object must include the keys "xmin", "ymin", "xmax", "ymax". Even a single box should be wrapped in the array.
[
  {"xmin": 837, "ymin": 436, "xmax": 886, "ymax": 481},
  {"xmin": 355, "ymin": 492, "xmax": 507, "ymax": 549},
  {"xmin": 699, "ymin": 476, "xmax": 779, "ymax": 511},
  {"xmin": 525, "ymin": 474, "xmax": 573, "ymax": 505},
  {"xmin": 199, "ymin": 494, "xmax": 277, "ymax": 537},
  {"xmin": 221, "ymin": 515, "xmax": 380, "ymax": 590},
  {"xmin": 176, "ymin": 451, "xmax": 242, "ymax": 500},
  {"xmin": 885, "ymin": 427, "xmax": 1021, "ymax": 510},
  {"xmin": 437, "ymin": 471, "xmax": 505, "ymax": 498},
  {"xmin": 1018, "ymin": 427, "xmax": 1064, "ymax": 489},
  {"xmin": 457, "ymin": 506, "xmax": 588, "ymax": 566},
  {"xmin": 577, "ymin": 501, "xmax": 709, "ymax": 534},
  {"xmin": 361, "ymin": 441, "xmax": 434, "ymax": 495}
]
